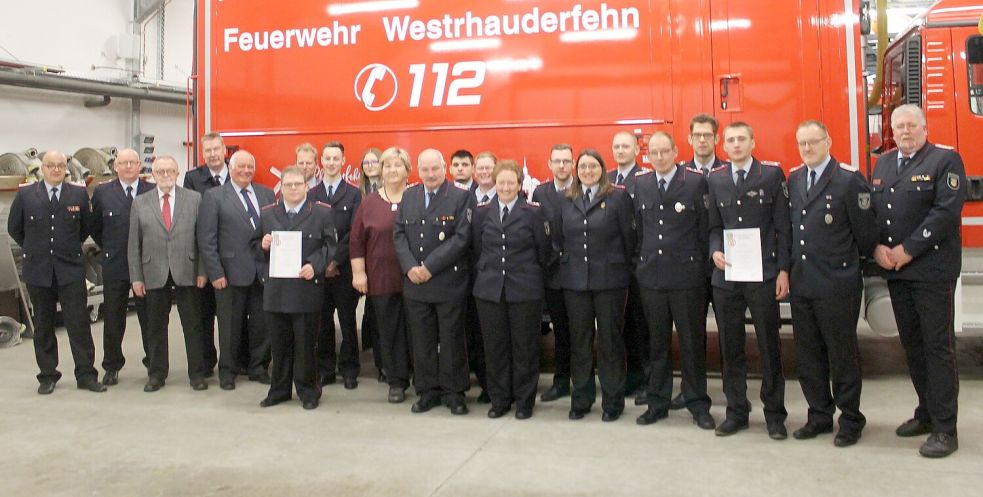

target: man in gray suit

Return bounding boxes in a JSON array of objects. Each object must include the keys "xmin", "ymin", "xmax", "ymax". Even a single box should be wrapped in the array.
[
  {"xmin": 128, "ymin": 156, "xmax": 208, "ymax": 392},
  {"xmin": 198, "ymin": 150, "xmax": 275, "ymax": 390}
]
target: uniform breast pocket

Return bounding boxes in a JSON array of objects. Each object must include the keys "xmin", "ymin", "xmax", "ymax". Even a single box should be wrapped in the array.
[{"xmin": 905, "ymin": 183, "xmax": 934, "ymax": 207}]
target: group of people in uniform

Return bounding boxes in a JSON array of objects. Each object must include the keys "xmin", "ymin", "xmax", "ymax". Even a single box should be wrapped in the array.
[{"xmin": 6, "ymin": 104, "xmax": 964, "ymax": 458}]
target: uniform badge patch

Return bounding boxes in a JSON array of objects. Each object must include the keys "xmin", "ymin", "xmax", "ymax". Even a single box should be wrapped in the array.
[
  {"xmin": 781, "ymin": 182, "xmax": 788, "ymax": 198},
  {"xmin": 544, "ymin": 221, "xmax": 550, "ymax": 236},
  {"xmin": 703, "ymin": 194, "xmax": 710, "ymax": 209},
  {"xmin": 947, "ymin": 173, "xmax": 960, "ymax": 191},
  {"xmin": 858, "ymin": 192, "xmax": 871, "ymax": 210},
  {"xmin": 466, "ymin": 208, "xmax": 472, "ymax": 223},
  {"xmin": 747, "ymin": 190, "xmax": 758, "ymax": 198}
]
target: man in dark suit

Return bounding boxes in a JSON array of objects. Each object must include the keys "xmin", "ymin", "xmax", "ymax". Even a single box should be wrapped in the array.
[
  {"xmin": 450, "ymin": 150, "xmax": 476, "ymax": 191},
  {"xmin": 310, "ymin": 141, "xmax": 363, "ymax": 389},
  {"xmin": 7, "ymin": 150, "xmax": 106, "ymax": 395},
  {"xmin": 871, "ymin": 104, "xmax": 965, "ymax": 458},
  {"xmin": 609, "ymin": 131, "xmax": 649, "ymax": 398},
  {"xmin": 788, "ymin": 120, "xmax": 876, "ymax": 447},
  {"xmin": 129, "ymin": 156, "xmax": 208, "ymax": 392},
  {"xmin": 394, "ymin": 148, "xmax": 473, "ymax": 415},
  {"xmin": 633, "ymin": 132, "xmax": 715, "ymax": 431},
  {"xmin": 707, "ymin": 122, "xmax": 790, "ymax": 439},
  {"xmin": 532, "ymin": 144, "xmax": 574, "ymax": 402},
  {"xmin": 183, "ymin": 132, "xmax": 228, "ymax": 377},
  {"xmin": 90, "ymin": 148, "xmax": 155, "ymax": 386},
  {"xmin": 198, "ymin": 150, "xmax": 275, "ymax": 390},
  {"xmin": 257, "ymin": 166, "xmax": 337, "ymax": 410}
]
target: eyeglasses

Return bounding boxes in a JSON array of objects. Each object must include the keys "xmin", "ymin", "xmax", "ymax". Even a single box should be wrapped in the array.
[
  {"xmin": 796, "ymin": 137, "xmax": 829, "ymax": 148},
  {"xmin": 361, "ymin": 160, "xmax": 380, "ymax": 166},
  {"xmin": 281, "ymin": 182, "xmax": 305, "ymax": 189},
  {"xmin": 116, "ymin": 160, "xmax": 141, "ymax": 166},
  {"xmin": 649, "ymin": 149, "xmax": 675, "ymax": 158},
  {"xmin": 43, "ymin": 163, "xmax": 67, "ymax": 170},
  {"xmin": 691, "ymin": 132, "xmax": 716, "ymax": 141},
  {"xmin": 153, "ymin": 169, "xmax": 178, "ymax": 176},
  {"xmin": 550, "ymin": 159, "xmax": 574, "ymax": 166}
]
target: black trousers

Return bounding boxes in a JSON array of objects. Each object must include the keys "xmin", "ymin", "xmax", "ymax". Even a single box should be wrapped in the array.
[
  {"xmin": 215, "ymin": 280, "xmax": 270, "ymax": 381},
  {"xmin": 714, "ymin": 280, "xmax": 787, "ymax": 423},
  {"xmin": 544, "ymin": 287, "xmax": 571, "ymax": 386},
  {"xmin": 266, "ymin": 311, "xmax": 320, "ymax": 403},
  {"xmin": 28, "ymin": 281, "xmax": 97, "ymax": 384},
  {"xmin": 623, "ymin": 277, "xmax": 649, "ymax": 393},
  {"xmin": 476, "ymin": 297, "xmax": 543, "ymax": 411},
  {"xmin": 370, "ymin": 294, "xmax": 411, "ymax": 389},
  {"xmin": 144, "ymin": 276, "xmax": 205, "ymax": 381},
  {"xmin": 465, "ymin": 294, "xmax": 487, "ymax": 392},
  {"xmin": 404, "ymin": 297, "xmax": 468, "ymax": 399},
  {"xmin": 791, "ymin": 292, "xmax": 865, "ymax": 433},
  {"xmin": 361, "ymin": 297, "xmax": 383, "ymax": 373},
  {"xmin": 565, "ymin": 288, "xmax": 627, "ymax": 414},
  {"xmin": 887, "ymin": 279, "xmax": 959, "ymax": 435},
  {"xmin": 640, "ymin": 286, "xmax": 711, "ymax": 415},
  {"xmin": 318, "ymin": 265, "xmax": 360, "ymax": 379},
  {"xmin": 678, "ymin": 277, "xmax": 714, "ymax": 399},
  {"xmin": 101, "ymin": 278, "xmax": 149, "ymax": 372},
  {"xmin": 199, "ymin": 284, "xmax": 218, "ymax": 372}
]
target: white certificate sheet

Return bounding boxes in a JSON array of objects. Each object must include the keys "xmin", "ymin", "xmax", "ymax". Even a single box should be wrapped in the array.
[
  {"xmin": 270, "ymin": 231, "xmax": 302, "ymax": 279},
  {"xmin": 723, "ymin": 228, "xmax": 763, "ymax": 282}
]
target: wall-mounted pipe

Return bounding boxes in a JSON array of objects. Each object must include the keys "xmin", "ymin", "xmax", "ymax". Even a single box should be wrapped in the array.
[{"xmin": 0, "ymin": 68, "xmax": 189, "ymax": 105}]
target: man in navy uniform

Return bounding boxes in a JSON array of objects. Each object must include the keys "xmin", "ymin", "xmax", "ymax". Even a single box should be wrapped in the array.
[
  {"xmin": 183, "ymin": 132, "xmax": 228, "ymax": 377},
  {"xmin": 394, "ymin": 148, "xmax": 473, "ymax": 415},
  {"xmin": 310, "ymin": 141, "xmax": 363, "ymax": 389},
  {"xmin": 871, "ymin": 104, "xmax": 965, "ymax": 458},
  {"xmin": 788, "ymin": 120, "xmax": 876, "ymax": 447},
  {"xmin": 532, "ymin": 144, "xmax": 574, "ymax": 402},
  {"xmin": 633, "ymin": 132, "xmax": 715, "ymax": 431},
  {"xmin": 707, "ymin": 122, "xmax": 790, "ymax": 439},
  {"xmin": 90, "ymin": 148, "xmax": 154, "ymax": 386},
  {"xmin": 450, "ymin": 150, "xmax": 477, "ymax": 192},
  {"xmin": 198, "ymin": 150, "xmax": 275, "ymax": 390},
  {"xmin": 7, "ymin": 150, "xmax": 106, "ymax": 394}
]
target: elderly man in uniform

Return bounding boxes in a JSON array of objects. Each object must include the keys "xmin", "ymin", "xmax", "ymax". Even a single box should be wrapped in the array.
[
  {"xmin": 707, "ymin": 122, "xmax": 790, "ymax": 439},
  {"xmin": 788, "ymin": 120, "xmax": 876, "ymax": 447},
  {"xmin": 394, "ymin": 148, "xmax": 474, "ymax": 415},
  {"xmin": 91, "ymin": 148, "xmax": 155, "ymax": 385},
  {"xmin": 8, "ymin": 150, "xmax": 106, "ymax": 394},
  {"xmin": 871, "ymin": 104, "xmax": 965, "ymax": 458},
  {"xmin": 198, "ymin": 150, "xmax": 275, "ymax": 390}
]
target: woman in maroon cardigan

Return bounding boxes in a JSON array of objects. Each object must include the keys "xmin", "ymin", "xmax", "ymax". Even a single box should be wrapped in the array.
[{"xmin": 350, "ymin": 146, "xmax": 412, "ymax": 403}]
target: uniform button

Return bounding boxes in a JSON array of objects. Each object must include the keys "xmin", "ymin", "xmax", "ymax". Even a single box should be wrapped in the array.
[
  {"xmin": 800, "ymin": 225, "xmax": 804, "ymax": 230},
  {"xmin": 50, "ymin": 249, "xmax": 54, "ymax": 254},
  {"xmin": 50, "ymin": 238, "xmax": 54, "ymax": 242},
  {"xmin": 800, "ymin": 240, "xmax": 805, "ymax": 246},
  {"xmin": 583, "ymin": 220, "xmax": 587, "ymax": 225},
  {"xmin": 50, "ymin": 226, "xmax": 54, "ymax": 231},
  {"xmin": 419, "ymin": 247, "xmax": 423, "ymax": 252},
  {"xmin": 502, "ymin": 270, "xmax": 506, "ymax": 275},
  {"xmin": 584, "ymin": 256, "xmax": 588, "ymax": 262},
  {"xmin": 583, "ymin": 244, "xmax": 588, "ymax": 249},
  {"xmin": 801, "ymin": 210, "xmax": 806, "ymax": 215},
  {"xmin": 737, "ymin": 200, "xmax": 742, "ymax": 205},
  {"xmin": 890, "ymin": 188, "xmax": 895, "ymax": 193},
  {"xmin": 887, "ymin": 237, "xmax": 893, "ymax": 242},
  {"xmin": 51, "ymin": 214, "xmax": 54, "ymax": 219},
  {"xmin": 826, "ymin": 204, "xmax": 831, "ymax": 209},
  {"xmin": 738, "ymin": 217, "xmax": 743, "ymax": 222},
  {"xmin": 934, "ymin": 245, "xmax": 939, "ymax": 250},
  {"xmin": 501, "ymin": 257, "xmax": 506, "ymax": 262},
  {"xmin": 420, "ymin": 233, "xmax": 423, "ymax": 238},
  {"xmin": 658, "ymin": 235, "xmax": 663, "ymax": 240},
  {"xmin": 502, "ymin": 245, "xmax": 506, "ymax": 251},
  {"xmin": 802, "ymin": 254, "xmax": 806, "ymax": 260},
  {"xmin": 502, "ymin": 234, "xmax": 506, "ymax": 239},
  {"xmin": 658, "ymin": 249, "xmax": 663, "ymax": 255},
  {"xmin": 659, "ymin": 220, "xmax": 664, "ymax": 225},
  {"xmin": 659, "ymin": 205, "xmax": 664, "ymax": 210},
  {"xmin": 886, "ymin": 220, "xmax": 891, "ymax": 226},
  {"xmin": 887, "ymin": 203, "xmax": 892, "ymax": 209},
  {"xmin": 843, "ymin": 262, "xmax": 848, "ymax": 267}
]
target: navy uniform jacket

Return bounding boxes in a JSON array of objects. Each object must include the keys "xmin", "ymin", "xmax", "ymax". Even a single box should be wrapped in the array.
[
  {"xmin": 608, "ymin": 163, "xmax": 645, "ymax": 198},
  {"xmin": 555, "ymin": 185, "xmax": 636, "ymax": 291},
  {"xmin": 90, "ymin": 178, "xmax": 155, "ymax": 282},
  {"xmin": 393, "ymin": 181, "xmax": 473, "ymax": 303},
  {"xmin": 707, "ymin": 158, "xmax": 791, "ymax": 289},
  {"xmin": 634, "ymin": 166, "xmax": 709, "ymax": 290},
  {"xmin": 471, "ymin": 197, "xmax": 553, "ymax": 303},
  {"xmin": 257, "ymin": 201, "xmax": 337, "ymax": 313},
  {"xmin": 309, "ymin": 179, "xmax": 361, "ymax": 267},
  {"xmin": 183, "ymin": 164, "xmax": 224, "ymax": 194},
  {"xmin": 198, "ymin": 181, "xmax": 275, "ymax": 286},
  {"xmin": 531, "ymin": 180, "xmax": 568, "ymax": 290},
  {"xmin": 789, "ymin": 158, "xmax": 877, "ymax": 298},
  {"xmin": 7, "ymin": 181, "xmax": 92, "ymax": 287},
  {"xmin": 870, "ymin": 143, "xmax": 966, "ymax": 281},
  {"xmin": 680, "ymin": 157, "xmax": 725, "ymax": 176}
]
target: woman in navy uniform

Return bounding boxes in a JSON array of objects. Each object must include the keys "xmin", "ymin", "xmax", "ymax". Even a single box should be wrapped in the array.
[
  {"xmin": 555, "ymin": 148, "xmax": 636, "ymax": 421},
  {"xmin": 471, "ymin": 160, "xmax": 553, "ymax": 420}
]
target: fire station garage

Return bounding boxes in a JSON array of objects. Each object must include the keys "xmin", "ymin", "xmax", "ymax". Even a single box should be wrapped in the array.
[{"xmin": 1, "ymin": 0, "xmax": 982, "ymax": 495}]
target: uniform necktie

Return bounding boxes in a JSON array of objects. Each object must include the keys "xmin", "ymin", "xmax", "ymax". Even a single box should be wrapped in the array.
[
  {"xmin": 898, "ymin": 156, "xmax": 911, "ymax": 173},
  {"xmin": 213, "ymin": 174, "xmax": 222, "ymax": 186},
  {"xmin": 808, "ymin": 170, "xmax": 816, "ymax": 191},
  {"xmin": 658, "ymin": 178, "xmax": 667, "ymax": 194},
  {"xmin": 49, "ymin": 187, "xmax": 59, "ymax": 208},
  {"xmin": 328, "ymin": 184, "xmax": 334, "ymax": 198},
  {"xmin": 287, "ymin": 210, "xmax": 296, "ymax": 221},
  {"xmin": 481, "ymin": 194, "xmax": 489, "ymax": 203},
  {"xmin": 426, "ymin": 191, "xmax": 435, "ymax": 208},
  {"xmin": 126, "ymin": 185, "xmax": 134, "ymax": 202},
  {"xmin": 241, "ymin": 188, "xmax": 260, "ymax": 228},
  {"xmin": 736, "ymin": 169, "xmax": 746, "ymax": 191},
  {"xmin": 502, "ymin": 206, "xmax": 509, "ymax": 222},
  {"xmin": 616, "ymin": 173, "xmax": 624, "ymax": 185},
  {"xmin": 584, "ymin": 188, "xmax": 592, "ymax": 207},
  {"xmin": 162, "ymin": 193, "xmax": 172, "ymax": 231},
  {"xmin": 703, "ymin": 167, "xmax": 710, "ymax": 177}
]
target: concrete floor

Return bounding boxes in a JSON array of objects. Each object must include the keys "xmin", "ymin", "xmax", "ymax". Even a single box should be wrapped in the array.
[{"xmin": 1, "ymin": 310, "xmax": 981, "ymax": 497}]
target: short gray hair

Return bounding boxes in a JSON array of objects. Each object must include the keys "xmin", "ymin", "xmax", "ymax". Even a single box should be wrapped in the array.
[{"xmin": 891, "ymin": 104, "xmax": 927, "ymax": 126}]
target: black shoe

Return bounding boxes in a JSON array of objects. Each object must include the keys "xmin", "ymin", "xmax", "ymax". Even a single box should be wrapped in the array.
[
  {"xmin": 476, "ymin": 390, "xmax": 492, "ymax": 404},
  {"xmin": 487, "ymin": 406, "xmax": 510, "ymax": 419},
  {"xmin": 37, "ymin": 381, "xmax": 55, "ymax": 395},
  {"xmin": 568, "ymin": 409, "xmax": 588, "ymax": 420},
  {"xmin": 344, "ymin": 377, "xmax": 358, "ymax": 390},
  {"xmin": 540, "ymin": 384, "xmax": 570, "ymax": 402},
  {"xmin": 220, "ymin": 380, "xmax": 235, "ymax": 391},
  {"xmin": 78, "ymin": 379, "xmax": 108, "ymax": 393},
  {"xmin": 388, "ymin": 387, "xmax": 406, "ymax": 404},
  {"xmin": 693, "ymin": 412, "xmax": 716, "ymax": 430},
  {"xmin": 320, "ymin": 375, "xmax": 337, "ymax": 386},
  {"xmin": 377, "ymin": 371, "xmax": 387, "ymax": 383},
  {"xmin": 919, "ymin": 433, "xmax": 958, "ymax": 458},
  {"xmin": 634, "ymin": 391, "xmax": 649, "ymax": 406},
  {"xmin": 102, "ymin": 370, "xmax": 119, "ymax": 386},
  {"xmin": 249, "ymin": 372, "xmax": 272, "ymax": 385},
  {"xmin": 834, "ymin": 430, "xmax": 861, "ymax": 447},
  {"xmin": 448, "ymin": 400, "xmax": 469, "ymax": 416},
  {"xmin": 411, "ymin": 396, "xmax": 440, "ymax": 413},
  {"xmin": 669, "ymin": 392, "xmax": 687, "ymax": 411},
  {"xmin": 190, "ymin": 378, "xmax": 208, "ymax": 391},
  {"xmin": 715, "ymin": 419, "xmax": 749, "ymax": 436},
  {"xmin": 260, "ymin": 397, "xmax": 286, "ymax": 408},
  {"xmin": 601, "ymin": 410, "xmax": 622, "ymax": 422},
  {"xmin": 896, "ymin": 418, "xmax": 933, "ymax": 437},
  {"xmin": 793, "ymin": 421, "xmax": 833, "ymax": 440},
  {"xmin": 515, "ymin": 409, "xmax": 532, "ymax": 420},
  {"xmin": 767, "ymin": 421, "xmax": 788, "ymax": 440},
  {"xmin": 302, "ymin": 399, "xmax": 319, "ymax": 410},
  {"xmin": 635, "ymin": 409, "xmax": 667, "ymax": 426},
  {"xmin": 144, "ymin": 377, "xmax": 165, "ymax": 393}
]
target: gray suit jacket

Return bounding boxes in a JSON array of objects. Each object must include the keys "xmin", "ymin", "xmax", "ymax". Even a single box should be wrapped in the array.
[
  {"xmin": 128, "ymin": 186, "xmax": 205, "ymax": 289},
  {"xmin": 197, "ymin": 181, "xmax": 275, "ymax": 286}
]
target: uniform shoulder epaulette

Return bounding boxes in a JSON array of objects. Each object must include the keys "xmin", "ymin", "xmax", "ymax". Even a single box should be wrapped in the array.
[
  {"xmin": 476, "ymin": 200, "xmax": 492, "ymax": 208},
  {"xmin": 611, "ymin": 183, "xmax": 626, "ymax": 190},
  {"xmin": 406, "ymin": 181, "xmax": 421, "ymax": 189},
  {"xmin": 710, "ymin": 165, "xmax": 729, "ymax": 173},
  {"xmin": 315, "ymin": 201, "xmax": 332, "ymax": 208},
  {"xmin": 523, "ymin": 200, "xmax": 541, "ymax": 208},
  {"xmin": 760, "ymin": 160, "xmax": 781, "ymax": 167},
  {"xmin": 685, "ymin": 166, "xmax": 701, "ymax": 174},
  {"xmin": 99, "ymin": 178, "xmax": 114, "ymax": 185},
  {"xmin": 635, "ymin": 169, "xmax": 652, "ymax": 176},
  {"xmin": 838, "ymin": 163, "xmax": 858, "ymax": 172},
  {"xmin": 677, "ymin": 160, "xmax": 688, "ymax": 166},
  {"xmin": 452, "ymin": 182, "xmax": 469, "ymax": 190},
  {"xmin": 261, "ymin": 203, "xmax": 277, "ymax": 211},
  {"xmin": 936, "ymin": 143, "xmax": 954, "ymax": 150},
  {"xmin": 789, "ymin": 164, "xmax": 805, "ymax": 173},
  {"xmin": 19, "ymin": 181, "xmax": 32, "ymax": 188}
]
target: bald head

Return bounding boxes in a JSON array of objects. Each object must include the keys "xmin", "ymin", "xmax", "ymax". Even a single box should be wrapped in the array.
[
  {"xmin": 115, "ymin": 148, "xmax": 142, "ymax": 183},
  {"xmin": 41, "ymin": 150, "xmax": 68, "ymax": 185},
  {"xmin": 417, "ymin": 148, "xmax": 447, "ymax": 191}
]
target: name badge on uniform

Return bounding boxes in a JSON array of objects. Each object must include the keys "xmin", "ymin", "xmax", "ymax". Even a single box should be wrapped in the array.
[
  {"xmin": 824, "ymin": 214, "xmax": 833, "ymax": 225},
  {"xmin": 67, "ymin": 205, "xmax": 80, "ymax": 212},
  {"xmin": 438, "ymin": 231, "xmax": 445, "ymax": 241},
  {"xmin": 674, "ymin": 202, "xmax": 685, "ymax": 213}
]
